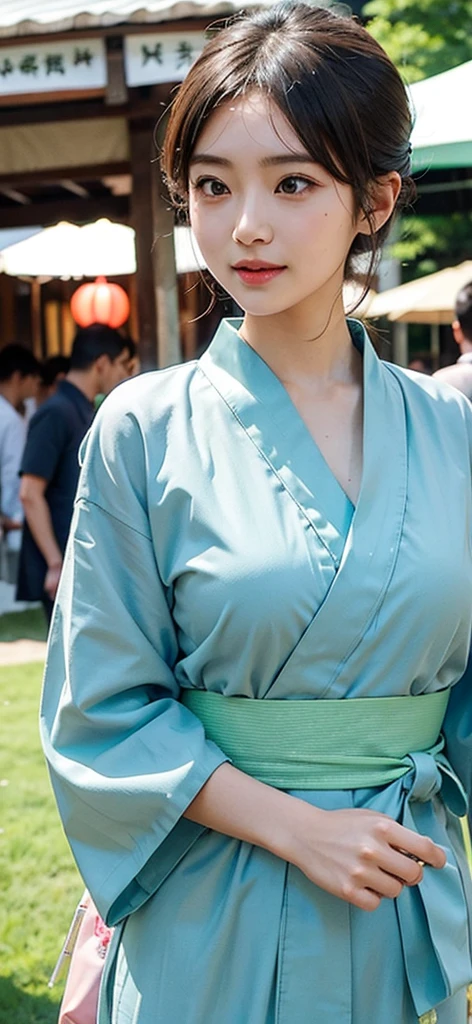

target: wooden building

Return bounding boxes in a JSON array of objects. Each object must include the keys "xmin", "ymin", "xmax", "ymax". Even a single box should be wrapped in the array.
[
  {"xmin": 0, "ymin": 0, "xmax": 279, "ymax": 367},
  {"xmin": 0, "ymin": 0, "xmax": 368, "ymax": 367}
]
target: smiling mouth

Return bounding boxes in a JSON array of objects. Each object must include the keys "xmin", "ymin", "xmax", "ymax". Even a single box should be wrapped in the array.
[
  {"xmin": 232, "ymin": 262, "xmax": 286, "ymax": 285},
  {"xmin": 232, "ymin": 260, "xmax": 285, "ymax": 271}
]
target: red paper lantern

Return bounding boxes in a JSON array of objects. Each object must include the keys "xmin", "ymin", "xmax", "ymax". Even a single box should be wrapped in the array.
[{"xmin": 70, "ymin": 276, "xmax": 130, "ymax": 329}]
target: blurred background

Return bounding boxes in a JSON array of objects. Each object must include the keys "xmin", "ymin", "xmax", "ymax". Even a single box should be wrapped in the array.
[{"xmin": 0, "ymin": 0, "xmax": 470, "ymax": 374}]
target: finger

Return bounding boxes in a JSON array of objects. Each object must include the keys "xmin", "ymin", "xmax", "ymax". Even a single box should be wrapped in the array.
[
  {"xmin": 356, "ymin": 889, "xmax": 382, "ymax": 912},
  {"xmin": 365, "ymin": 869, "xmax": 404, "ymax": 900},
  {"xmin": 380, "ymin": 821, "xmax": 446, "ymax": 868},
  {"xmin": 405, "ymin": 861, "xmax": 424, "ymax": 887},
  {"xmin": 392, "ymin": 838, "xmax": 446, "ymax": 870},
  {"xmin": 346, "ymin": 863, "xmax": 404, "ymax": 901},
  {"xmin": 377, "ymin": 848, "xmax": 425, "ymax": 886},
  {"xmin": 341, "ymin": 883, "xmax": 382, "ymax": 912}
]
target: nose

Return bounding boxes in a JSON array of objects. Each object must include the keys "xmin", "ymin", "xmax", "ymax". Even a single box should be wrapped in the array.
[{"xmin": 232, "ymin": 194, "xmax": 273, "ymax": 247}]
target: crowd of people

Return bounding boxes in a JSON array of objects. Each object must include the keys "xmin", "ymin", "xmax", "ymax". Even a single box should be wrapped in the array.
[{"xmin": 0, "ymin": 324, "xmax": 136, "ymax": 621}]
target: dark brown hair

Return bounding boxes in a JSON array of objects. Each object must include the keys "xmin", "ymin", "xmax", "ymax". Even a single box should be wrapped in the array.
[
  {"xmin": 455, "ymin": 281, "xmax": 472, "ymax": 340},
  {"xmin": 162, "ymin": 1, "xmax": 415, "ymax": 287}
]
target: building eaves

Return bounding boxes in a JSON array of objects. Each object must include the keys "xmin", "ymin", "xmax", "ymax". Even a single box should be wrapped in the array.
[{"xmin": 0, "ymin": 0, "xmax": 273, "ymax": 39}]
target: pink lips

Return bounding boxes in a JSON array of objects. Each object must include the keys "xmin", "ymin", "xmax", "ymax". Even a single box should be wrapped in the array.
[{"xmin": 232, "ymin": 260, "xmax": 286, "ymax": 286}]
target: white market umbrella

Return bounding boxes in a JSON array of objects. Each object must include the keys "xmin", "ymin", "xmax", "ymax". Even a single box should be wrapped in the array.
[
  {"xmin": 78, "ymin": 219, "xmax": 136, "ymax": 276},
  {"xmin": 366, "ymin": 261, "xmax": 472, "ymax": 324},
  {"xmin": 410, "ymin": 61, "xmax": 472, "ymax": 171},
  {"xmin": 0, "ymin": 219, "xmax": 132, "ymax": 277},
  {"xmin": 0, "ymin": 221, "xmax": 82, "ymax": 277},
  {"xmin": 0, "ymin": 218, "xmax": 205, "ymax": 278}
]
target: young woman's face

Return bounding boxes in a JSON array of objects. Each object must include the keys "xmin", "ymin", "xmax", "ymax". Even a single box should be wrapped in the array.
[{"xmin": 188, "ymin": 92, "xmax": 364, "ymax": 319}]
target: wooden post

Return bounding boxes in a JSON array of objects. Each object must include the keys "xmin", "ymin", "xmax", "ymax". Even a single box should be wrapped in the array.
[
  {"xmin": 430, "ymin": 323, "xmax": 440, "ymax": 370},
  {"xmin": 152, "ymin": 115, "xmax": 181, "ymax": 367},
  {"xmin": 153, "ymin": 186, "xmax": 181, "ymax": 367},
  {"xmin": 392, "ymin": 321, "xmax": 408, "ymax": 366},
  {"xmin": 30, "ymin": 278, "xmax": 43, "ymax": 359},
  {"xmin": 129, "ymin": 121, "xmax": 159, "ymax": 370},
  {"xmin": 0, "ymin": 274, "xmax": 15, "ymax": 345},
  {"xmin": 129, "ymin": 115, "xmax": 181, "ymax": 370}
]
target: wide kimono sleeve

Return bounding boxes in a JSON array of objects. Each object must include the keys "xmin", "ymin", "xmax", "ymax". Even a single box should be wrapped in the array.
[
  {"xmin": 40, "ymin": 381, "xmax": 228, "ymax": 925},
  {"xmin": 443, "ymin": 392, "xmax": 472, "ymax": 833},
  {"xmin": 444, "ymin": 652, "xmax": 472, "ymax": 832}
]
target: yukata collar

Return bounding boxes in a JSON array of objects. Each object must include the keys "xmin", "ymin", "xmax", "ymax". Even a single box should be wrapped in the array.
[{"xmin": 199, "ymin": 316, "xmax": 408, "ymax": 700}]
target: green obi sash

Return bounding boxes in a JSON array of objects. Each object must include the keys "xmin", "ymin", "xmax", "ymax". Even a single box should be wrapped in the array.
[
  {"xmin": 181, "ymin": 686, "xmax": 472, "ymax": 1020},
  {"xmin": 181, "ymin": 689, "xmax": 450, "ymax": 790}
]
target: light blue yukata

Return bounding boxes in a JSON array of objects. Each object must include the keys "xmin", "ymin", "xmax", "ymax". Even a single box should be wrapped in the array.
[{"xmin": 41, "ymin": 318, "xmax": 472, "ymax": 1024}]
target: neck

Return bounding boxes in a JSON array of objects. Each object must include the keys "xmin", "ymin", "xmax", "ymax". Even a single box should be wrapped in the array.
[
  {"xmin": 240, "ymin": 289, "xmax": 359, "ymax": 390},
  {"xmin": 66, "ymin": 370, "xmax": 96, "ymax": 403},
  {"xmin": 460, "ymin": 339, "xmax": 472, "ymax": 356},
  {"xmin": 0, "ymin": 380, "xmax": 21, "ymax": 409}
]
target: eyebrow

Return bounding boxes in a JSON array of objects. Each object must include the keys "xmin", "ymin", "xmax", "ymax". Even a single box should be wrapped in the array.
[{"xmin": 189, "ymin": 153, "xmax": 317, "ymax": 168}]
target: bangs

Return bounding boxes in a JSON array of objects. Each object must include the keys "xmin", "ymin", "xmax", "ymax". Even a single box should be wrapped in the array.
[
  {"xmin": 162, "ymin": 2, "xmax": 414, "ymax": 287},
  {"xmin": 164, "ymin": 31, "xmax": 382, "ymax": 201}
]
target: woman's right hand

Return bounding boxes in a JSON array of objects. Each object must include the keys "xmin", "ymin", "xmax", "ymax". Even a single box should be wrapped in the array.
[
  {"xmin": 184, "ymin": 763, "xmax": 446, "ymax": 912},
  {"xmin": 288, "ymin": 804, "xmax": 446, "ymax": 911}
]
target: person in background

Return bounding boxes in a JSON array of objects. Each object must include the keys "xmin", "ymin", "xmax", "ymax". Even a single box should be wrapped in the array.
[
  {"xmin": 433, "ymin": 281, "xmax": 472, "ymax": 400},
  {"xmin": 0, "ymin": 344, "xmax": 41, "ymax": 577},
  {"xmin": 37, "ymin": 354, "xmax": 71, "ymax": 405},
  {"xmin": 94, "ymin": 337, "xmax": 139, "ymax": 411},
  {"xmin": 408, "ymin": 356, "xmax": 432, "ymax": 374},
  {"xmin": 125, "ymin": 338, "xmax": 140, "ymax": 378},
  {"xmin": 17, "ymin": 323, "xmax": 132, "ymax": 622},
  {"xmin": 22, "ymin": 354, "xmax": 71, "ymax": 424}
]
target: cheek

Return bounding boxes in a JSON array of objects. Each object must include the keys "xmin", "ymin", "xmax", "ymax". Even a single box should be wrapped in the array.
[
  {"xmin": 298, "ymin": 205, "xmax": 356, "ymax": 252},
  {"xmin": 190, "ymin": 205, "xmax": 229, "ymax": 258},
  {"xmin": 188, "ymin": 192, "xmax": 198, "ymax": 226}
]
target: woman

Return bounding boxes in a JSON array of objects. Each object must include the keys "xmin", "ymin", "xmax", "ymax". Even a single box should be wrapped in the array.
[{"xmin": 41, "ymin": 5, "xmax": 472, "ymax": 1022}]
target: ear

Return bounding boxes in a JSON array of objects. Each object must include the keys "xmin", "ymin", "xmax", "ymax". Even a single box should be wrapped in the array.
[
  {"xmin": 93, "ymin": 354, "xmax": 109, "ymax": 374},
  {"xmin": 356, "ymin": 172, "xmax": 402, "ymax": 236},
  {"xmin": 452, "ymin": 320, "xmax": 464, "ymax": 348}
]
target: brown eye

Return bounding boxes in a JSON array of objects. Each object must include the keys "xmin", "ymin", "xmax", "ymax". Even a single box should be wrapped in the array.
[
  {"xmin": 276, "ymin": 176, "xmax": 312, "ymax": 195},
  {"xmin": 198, "ymin": 178, "xmax": 229, "ymax": 197}
]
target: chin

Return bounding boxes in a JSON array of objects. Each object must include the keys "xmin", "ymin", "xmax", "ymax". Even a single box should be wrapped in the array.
[
  {"xmin": 221, "ymin": 286, "xmax": 294, "ymax": 318},
  {"xmin": 236, "ymin": 297, "xmax": 299, "ymax": 318}
]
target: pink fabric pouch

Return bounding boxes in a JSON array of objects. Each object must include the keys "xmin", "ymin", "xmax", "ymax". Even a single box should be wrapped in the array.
[{"xmin": 49, "ymin": 891, "xmax": 113, "ymax": 1024}]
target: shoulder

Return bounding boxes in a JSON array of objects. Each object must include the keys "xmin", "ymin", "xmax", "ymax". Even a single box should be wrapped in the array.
[
  {"xmin": 28, "ymin": 391, "xmax": 68, "ymax": 429},
  {"xmin": 86, "ymin": 361, "xmax": 199, "ymax": 446},
  {"xmin": 433, "ymin": 363, "xmax": 472, "ymax": 401},
  {"xmin": 0, "ymin": 397, "xmax": 23, "ymax": 434},
  {"xmin": 78, "ymin": 362, "xmax": 200, "ymax": 504},
  {"xmin": 384, "ymin": 360, "xmax": 472, "ymax": 419},
  {"xmin": 383, "ymin": 360, "xmax": 472, "ymax": 461}
]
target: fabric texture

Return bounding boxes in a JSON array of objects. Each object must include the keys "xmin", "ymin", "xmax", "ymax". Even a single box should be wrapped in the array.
[
  {"xmin": 41, "ymin": 319, "xmax": 472, "ymax": 1023},
  {"xmin": 181, "ymin": 688, "xmax": 451, "ymax": 788}
]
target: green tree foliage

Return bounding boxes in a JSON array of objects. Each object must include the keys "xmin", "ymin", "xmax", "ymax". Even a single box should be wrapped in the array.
[
  {"xmin": 363, "ymin": 0, "xmax": 472, "ymax": 82},
  {"xmin": 387, "ymin": 212, "xmax": 472, "ymax": 279}
]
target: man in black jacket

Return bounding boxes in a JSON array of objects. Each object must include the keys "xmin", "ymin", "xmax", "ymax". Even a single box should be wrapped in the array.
[{"xmin": 18, "ymin": 323, "xmax": 133, "ymax": 622}]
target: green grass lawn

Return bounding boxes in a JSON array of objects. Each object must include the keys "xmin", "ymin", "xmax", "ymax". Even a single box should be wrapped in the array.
[
  {"xmin": 0, "ymin": 662, "xmax": 82, "ymax": 1024},
  {"xmin": 2, "ymin": 658, "xmax": 471, "ymax": 1023},
  {"xmin": 0, "ymin": 608, "xmax": 48, "ymax": 643}
]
